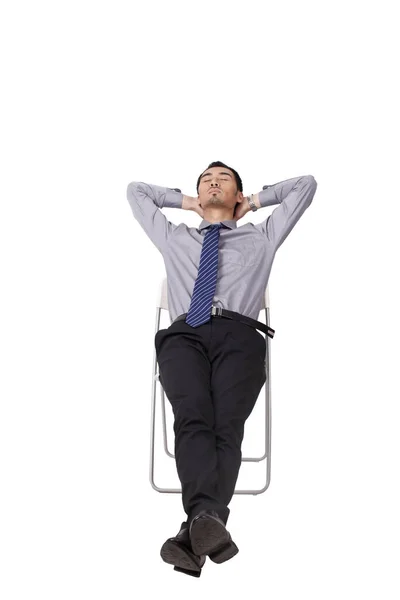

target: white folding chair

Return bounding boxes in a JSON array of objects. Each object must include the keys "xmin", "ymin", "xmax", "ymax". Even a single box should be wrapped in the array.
[{"xmin": 150, "ymin": 276, "xmax": 272, "ymax": 495}]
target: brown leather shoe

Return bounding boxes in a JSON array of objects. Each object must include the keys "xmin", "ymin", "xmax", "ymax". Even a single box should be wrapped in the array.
[
  {"xmin": 160, "ymin": 522, "xmax": 206, "ymax": 577},
  {"xmin": 189, "ymin": 510, "xmax": 239, "ymax": 564}
]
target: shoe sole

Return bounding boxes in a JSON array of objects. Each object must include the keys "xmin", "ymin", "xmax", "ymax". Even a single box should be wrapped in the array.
[
  {"xmin": 174, "ymin": 565, "xmax": 201, "ymax": 578},
  {"xmin": 190, "ymin": 517, "xmax": 239, "ymax": 563},
  {"xmin": 160, "ymin": 539, "xmax": 202, "ymax": 575},
  {"xmin": 209, "ymin": 539, "xmax": 239, "ymax": 564}
]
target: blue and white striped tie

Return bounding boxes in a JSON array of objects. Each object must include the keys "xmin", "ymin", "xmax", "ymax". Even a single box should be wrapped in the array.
[{"xmin": 185, "ymin": 223, "xmax": 224, "ymax": 328}]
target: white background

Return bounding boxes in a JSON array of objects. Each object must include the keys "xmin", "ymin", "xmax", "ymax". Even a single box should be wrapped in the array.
[{"xmin": 1, "ymin": 0, "xmax": 399, "ymax": 598}]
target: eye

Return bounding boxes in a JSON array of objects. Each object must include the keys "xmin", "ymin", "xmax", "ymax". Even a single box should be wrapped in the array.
[{"xmin": 203, "ymin": 178, "xmax": 229, "ymax": 182}]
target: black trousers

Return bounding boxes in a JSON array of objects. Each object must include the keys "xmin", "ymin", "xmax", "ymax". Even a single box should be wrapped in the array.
[{"xmin": 154, "ymin": 315, "xmax": 267, "ymax": 526}]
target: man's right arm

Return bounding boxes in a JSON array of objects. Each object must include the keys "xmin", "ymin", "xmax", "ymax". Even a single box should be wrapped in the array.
[{"xmin": 126, "ymin": 182, "xmax": 184, "ymax": 254}]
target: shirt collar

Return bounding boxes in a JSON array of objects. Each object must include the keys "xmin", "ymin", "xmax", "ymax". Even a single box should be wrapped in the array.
[{"xmin": 197, "ymin": 219, "xmax": 237, "ymax": 232}]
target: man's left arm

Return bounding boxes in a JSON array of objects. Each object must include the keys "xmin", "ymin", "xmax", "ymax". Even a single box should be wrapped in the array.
[{"xmin": 253, "ymin": 175, "xmax": 317, "ymax": 249}]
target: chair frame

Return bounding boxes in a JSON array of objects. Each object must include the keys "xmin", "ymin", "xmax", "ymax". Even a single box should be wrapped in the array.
[{"xmin": 149, "ymin": 277, "xmax": 272, "ymax": 495}]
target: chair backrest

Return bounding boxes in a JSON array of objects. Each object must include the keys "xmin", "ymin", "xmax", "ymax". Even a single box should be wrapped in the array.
[{"xmin": 157, "ymin": 277, "xmax": 270, "ymax": 311}]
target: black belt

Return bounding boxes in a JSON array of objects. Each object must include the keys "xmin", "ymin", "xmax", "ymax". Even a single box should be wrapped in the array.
[{"xmin": 173, "ymin": 307, "xmax": 275, "ymax": 339}]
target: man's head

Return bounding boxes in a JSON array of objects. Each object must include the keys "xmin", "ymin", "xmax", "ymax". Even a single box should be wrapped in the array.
[{"xmin": 196, "ymin": 161, "xmax": 244, "ymax": 223}]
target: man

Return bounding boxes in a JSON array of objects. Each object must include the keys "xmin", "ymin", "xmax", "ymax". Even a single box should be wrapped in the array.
[{"xmin": 126, "ymin": 161, "xmax": 317, "ymax": 577}]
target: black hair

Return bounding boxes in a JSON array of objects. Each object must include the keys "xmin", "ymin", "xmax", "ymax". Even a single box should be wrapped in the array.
[{"xmin": 196, "ymin": 161, "xmax": 243, "ymax": 194}]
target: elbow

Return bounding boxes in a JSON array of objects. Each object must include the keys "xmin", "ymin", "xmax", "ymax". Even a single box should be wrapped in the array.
[
  {"xmin": 127, "ymin": 181, "xmax": 136, "ymax": 195},
  {"xmin": 305, "ymin": 175, "xmax": 318, "ymax": 205},
  {"xmin": 127, "ymin": 181, "xmax": 147, "ymax": 199},
  {"xmin": 306, "ymin": 175, "xmax": 318, "ymax": 190}
]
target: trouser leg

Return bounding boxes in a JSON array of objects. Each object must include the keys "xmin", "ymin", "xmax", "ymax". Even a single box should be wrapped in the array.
[
  {"xmin": 209, "ymin": 319, "xmax": 267, "ymax": 511},
  {"xmin": 155, "ymin": 322, "xmax": 228, "ymax": 523}
]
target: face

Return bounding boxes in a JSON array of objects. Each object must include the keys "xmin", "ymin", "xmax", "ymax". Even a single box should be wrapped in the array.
[{"xmin": 197, "ymin": 167, "xmax": 243, "ymax": 210}]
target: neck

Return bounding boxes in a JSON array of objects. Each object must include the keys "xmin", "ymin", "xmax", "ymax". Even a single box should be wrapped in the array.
[{"xmin": 203, "ymin": 211, "xmax": 233, "ymax": 223}]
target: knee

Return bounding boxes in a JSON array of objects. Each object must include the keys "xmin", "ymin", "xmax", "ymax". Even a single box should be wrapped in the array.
[{"xmin": 173, "ymin": 401, "xmax": 215, "ymax": 432}]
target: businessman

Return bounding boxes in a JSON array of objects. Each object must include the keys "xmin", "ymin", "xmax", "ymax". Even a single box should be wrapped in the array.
[{"xmin": 127, "ymin": 161, "xmax": 317, "ymax": 577}]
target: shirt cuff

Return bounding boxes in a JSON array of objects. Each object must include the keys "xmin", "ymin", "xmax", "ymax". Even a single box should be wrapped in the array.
[{"xmin": 164, "ymin": 187, "xmax": 184, "ymax": 209}]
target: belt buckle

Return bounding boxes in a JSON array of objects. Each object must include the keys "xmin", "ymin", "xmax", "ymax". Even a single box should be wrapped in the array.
[{"xmin": 211, "ymin": 306, "xmax": 222, "ymax": 317}]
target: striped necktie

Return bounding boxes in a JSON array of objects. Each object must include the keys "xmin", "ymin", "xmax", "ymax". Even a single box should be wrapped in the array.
[{"xmin": 185, "ymin": 223, "xmax": 224, "ymax": 328}]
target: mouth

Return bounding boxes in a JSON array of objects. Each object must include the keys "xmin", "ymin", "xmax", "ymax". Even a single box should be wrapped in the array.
[{"xmin": 209, "ymin": 189, "xmax": 221, "ymax": 193}]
